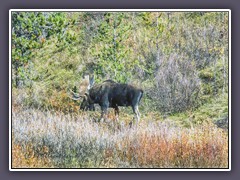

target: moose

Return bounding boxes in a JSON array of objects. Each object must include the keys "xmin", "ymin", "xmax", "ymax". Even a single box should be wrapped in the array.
[{"xmin": 69, "ymin": 75, "xmax": 143, "ymax": 124}]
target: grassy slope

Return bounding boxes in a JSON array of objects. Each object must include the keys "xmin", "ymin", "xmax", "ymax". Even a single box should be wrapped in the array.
[
  {"xmin": 168, "ymin": 93, "xmax": 228, "ymax": 128},
  {"xmin": 12, "ymin": 25, "xmax": 229, "ymax": 168}
]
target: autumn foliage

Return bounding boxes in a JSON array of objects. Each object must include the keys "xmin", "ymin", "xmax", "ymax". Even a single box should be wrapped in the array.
[{"xmin": 11, "ymin": 108, "xmax": 228, "ymax": 168}]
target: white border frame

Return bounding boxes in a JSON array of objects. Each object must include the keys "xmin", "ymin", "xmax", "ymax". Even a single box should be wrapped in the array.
[{"xmin": 9, "ymin": 9, "xmax": 231, "ymax": 171}]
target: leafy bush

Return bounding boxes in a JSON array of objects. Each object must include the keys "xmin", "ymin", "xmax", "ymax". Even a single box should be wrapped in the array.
[{"xmin": 150, "ymin": 53, "xmax": 201, "ymax": 113}]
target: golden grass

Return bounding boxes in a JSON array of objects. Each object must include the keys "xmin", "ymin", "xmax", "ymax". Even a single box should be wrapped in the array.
[
  {"xmin": 119, "ymin": 123, "xmax": 228, "ymax": 168},
  {"xmin": 12, "ymin": 142, "xmax": 54, "ymax": 168}
]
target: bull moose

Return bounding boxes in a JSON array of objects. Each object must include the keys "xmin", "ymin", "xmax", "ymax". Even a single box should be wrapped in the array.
[{"xmin": 69, "ymin": 76, "xmax": 143, "ymax": 124}]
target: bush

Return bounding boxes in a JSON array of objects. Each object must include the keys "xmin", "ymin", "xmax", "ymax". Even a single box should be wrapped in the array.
[{"xmin": 150, "ymin": 53, "xmax": 201, "ymax": 113}]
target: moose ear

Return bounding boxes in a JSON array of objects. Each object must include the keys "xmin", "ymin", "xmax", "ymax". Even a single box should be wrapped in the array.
[{"xmin": 89, "ymin": 75, "xmax": 95, "ymax": 89}]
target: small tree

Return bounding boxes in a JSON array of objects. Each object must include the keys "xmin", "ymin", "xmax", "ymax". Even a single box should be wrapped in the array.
[
  {"xmin": 12, "ymin": 12, "xmax": 75, "ymax": 87},
  {"xmin": 89, "ymin": 12, "xmax": 134, "ymax": 82}
]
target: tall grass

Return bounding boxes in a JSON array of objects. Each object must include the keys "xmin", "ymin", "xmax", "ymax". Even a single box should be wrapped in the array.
[{"xmin": 12, "ymin": 107, "xmax": 228, "ymax": 168}]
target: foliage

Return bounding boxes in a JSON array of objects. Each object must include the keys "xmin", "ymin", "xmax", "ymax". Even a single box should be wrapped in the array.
[
  {"xmin": 150, "ymin": 53, "xmax": 201, "ymax": 113},
  {"xmin": 12, "ymin": 142, "xmax": 54, "ymax": 168},
  {"xmin": 12, "ymin": 12, "xmax": 76, "ymax": 87},
  {"xmin": 12, "ymin": 108, "xmax": 228, "ymax": 168},
  {"xmin": 89, "ymin": 12, "xmax": 134, "ymax": 82},
  {"xmin": 167, "ymin": 92, "xmax": 228, "ymax": 128},
  {"xmin": 11, "ymin": 12, "xmax": 228, "ymax": 114}
]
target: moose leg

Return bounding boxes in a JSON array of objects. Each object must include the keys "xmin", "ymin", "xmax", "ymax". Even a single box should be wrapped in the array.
[
  {"xmin": 100, "ymin": 101, "xmax": 109, "ymax": 122},
  {"xmin": 114, "ymin": 106, "xmax": 119, "ymax": 121},
  {"xmin": 99, "ymin": 95, "xmax": 109, "ymax": 122},
  {"xmin": 89, "ymin": 104, "xmax": 95, "ymax": 111},
  {"xmin": 100, "ymin": 107, "xmax": 107, "ymax": 122},
  {"xmin": 132, "ymin": 105, "xmax": 140, "ymax": 125}
]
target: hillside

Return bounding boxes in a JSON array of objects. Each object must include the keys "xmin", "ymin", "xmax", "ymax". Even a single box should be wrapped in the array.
[{"xmin": 11, "ymin": 11, "xmax": 229, "ymax": 169}]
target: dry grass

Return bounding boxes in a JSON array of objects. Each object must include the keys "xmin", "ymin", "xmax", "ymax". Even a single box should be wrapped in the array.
[
  {"xmin": 12, "ymin": 142, "xmax": 54, "ymax": 168},
  {"xmin": 11, "ymin": 107, "xmax": 228, "ymax": 168},
  {"xmin": 123, "ymin": 122, "xmax": 228, "ymax": 168}
]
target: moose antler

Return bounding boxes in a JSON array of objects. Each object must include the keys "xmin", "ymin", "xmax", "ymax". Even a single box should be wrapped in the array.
[
  {"xmin": 79, "ymin": 75, "xmax": 90, "ymax": 95},
  {"xmin": 68, "ymin": 74, "xmax": 95, "ymax": 101},
  {"xmin": 67, "ymin": 88, "xmax": 85, "ymax": 101}
]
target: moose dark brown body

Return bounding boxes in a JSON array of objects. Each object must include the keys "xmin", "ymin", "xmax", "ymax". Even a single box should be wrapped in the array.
[{"xmin": 81, "ymin": 80, "xmax": 143, "ymax": 123}]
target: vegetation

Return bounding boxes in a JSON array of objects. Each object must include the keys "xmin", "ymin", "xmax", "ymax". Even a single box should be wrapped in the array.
[
  {"xmin": 11, "ymin": 11, "xmax": 229, "ymax": 169},
  {"xmin": 12, "ymin": 107, "xmax": 228, "ymax": 168}
]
